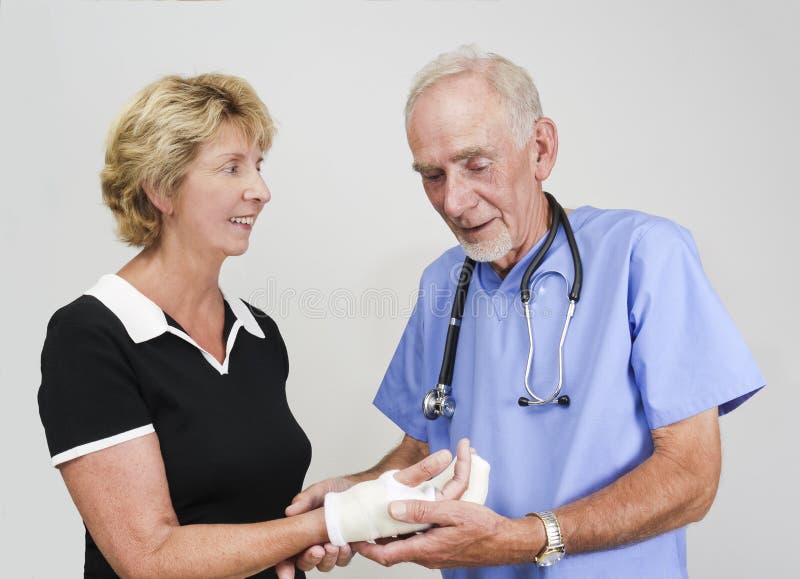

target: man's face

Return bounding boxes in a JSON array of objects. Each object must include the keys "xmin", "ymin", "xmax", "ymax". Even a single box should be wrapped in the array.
[{"xmin": 407, "ymin": 73, "xmax": 541, "ymax": 265}]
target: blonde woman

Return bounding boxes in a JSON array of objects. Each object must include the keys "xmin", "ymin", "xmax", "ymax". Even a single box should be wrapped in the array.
[{"xmin": 38, "ymin": 74, "xmax": 469, "ymax": 579}]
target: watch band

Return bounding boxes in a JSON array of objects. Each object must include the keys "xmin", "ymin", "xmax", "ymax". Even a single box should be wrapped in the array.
[{"xmin": 527, "ymin": 510, "xmax": 566, "ymax": 567}]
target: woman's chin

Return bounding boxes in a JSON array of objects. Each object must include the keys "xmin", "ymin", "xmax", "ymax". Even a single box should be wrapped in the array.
[{"xmin": 223, "ymin": 241, "xmax": 250, "ymax": 257}]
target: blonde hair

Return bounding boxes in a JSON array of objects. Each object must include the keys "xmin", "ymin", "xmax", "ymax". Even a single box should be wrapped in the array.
[
  {"xmin": 100, "ymin": 73, "xmax": 275, "ymax": 247},
  {"xmin": 405, "ymin": 45, "xmax": 543, "ymax": 147}
]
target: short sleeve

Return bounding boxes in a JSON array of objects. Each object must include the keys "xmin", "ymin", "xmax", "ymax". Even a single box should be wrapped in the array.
[
  {"xmin": 628, "ymin": 220, "xmax": 764, "ymax": 429},
  {"xmin": 373, "ymin": 295, "xmax": 430, "ymax": 442},
  {"xmin": 38, "ymin": 305, "xmax": 154, "ymax": 466}
]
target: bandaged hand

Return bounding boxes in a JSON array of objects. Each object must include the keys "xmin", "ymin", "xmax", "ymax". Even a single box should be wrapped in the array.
[{"xmin": 324, "ymin": 450, "xmax": 490, "ymax": 546}]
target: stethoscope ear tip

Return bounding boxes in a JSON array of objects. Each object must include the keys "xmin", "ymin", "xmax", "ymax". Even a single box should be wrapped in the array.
[{"xmin": 519, "ymin": 395, "xmax": 571, "ymax": 407}]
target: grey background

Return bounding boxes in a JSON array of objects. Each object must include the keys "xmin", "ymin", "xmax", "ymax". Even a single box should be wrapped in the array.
[{"xmin": 1, "ymin": 1, "xmax": 796, "ymax": 577}]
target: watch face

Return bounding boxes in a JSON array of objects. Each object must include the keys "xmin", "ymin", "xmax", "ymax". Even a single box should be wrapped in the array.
[{"xmin": 538, "ymin": 551, "xmax": 565, "ymax": 567}]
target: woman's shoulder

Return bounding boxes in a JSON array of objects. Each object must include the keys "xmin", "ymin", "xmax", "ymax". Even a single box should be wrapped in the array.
[{"xmin": 46, "ymin": 293, "xmax": 125, "ymax": 340}]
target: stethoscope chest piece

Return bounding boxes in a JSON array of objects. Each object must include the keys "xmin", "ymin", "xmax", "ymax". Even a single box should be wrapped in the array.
[{"xmin": 422, "ymin": 384, "xmax": 456, "ymax": 419}]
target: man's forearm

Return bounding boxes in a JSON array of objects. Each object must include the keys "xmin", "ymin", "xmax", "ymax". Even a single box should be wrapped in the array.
[
  {"xmin": 347, "ymin": 434, "xmax": 430, "ymax": 483},
  {"xmin": 354, "ymin": 410, "xmax": 720, "ymax": 569}
]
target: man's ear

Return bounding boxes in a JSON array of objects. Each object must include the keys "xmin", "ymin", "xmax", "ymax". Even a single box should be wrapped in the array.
[
  {"xmin": 531, "ymin": 118, "xmax": 558, "ymax": 182},
  {"xmin": 143, "ymin": 183, "xmax": 173, "ymax": 216}
]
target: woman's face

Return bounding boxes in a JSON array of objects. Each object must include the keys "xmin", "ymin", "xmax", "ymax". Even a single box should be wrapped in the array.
[{"xmin": 164, "ymin": 121, "xmax": 270, "ymax": 258}]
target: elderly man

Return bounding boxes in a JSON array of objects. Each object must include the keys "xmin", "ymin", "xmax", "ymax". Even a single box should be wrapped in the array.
[{"xmin": 287, "ymin": 46, "xmax": 764, "ymax": 578}]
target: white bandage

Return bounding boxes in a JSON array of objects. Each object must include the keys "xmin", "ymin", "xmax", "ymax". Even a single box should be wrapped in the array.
[
  {"xmin": 324, "ymin": 470, "xmax": 436, "ymax": 547},
  {"xmin": 324, "ymin": 453, "xmax": 491, "ymax": 546}
]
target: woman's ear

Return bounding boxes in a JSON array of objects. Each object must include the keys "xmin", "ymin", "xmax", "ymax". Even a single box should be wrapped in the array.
[{"xmin": 143, "ymin": 183, "xmax": 173, "ymax": 216}]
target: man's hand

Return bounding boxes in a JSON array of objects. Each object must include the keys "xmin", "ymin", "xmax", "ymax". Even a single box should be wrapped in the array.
[
  {"xmin": 278, "ymin": 438, "xmax": 467, "ymax": 576},
  {"xmin": 354, "ymin": 500, "xmax": 536, "ymax": 569}
]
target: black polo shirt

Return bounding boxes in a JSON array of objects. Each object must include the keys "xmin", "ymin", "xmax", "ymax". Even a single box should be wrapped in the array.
[{"xmin": 39, "ymin": 274, "xmax": 311, "ymax": 579}]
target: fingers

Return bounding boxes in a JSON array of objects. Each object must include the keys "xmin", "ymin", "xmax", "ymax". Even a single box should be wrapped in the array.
[
  {"xmin": 353, "ymin": 540, "xmax": 392, "ymax": 566},
  {"xmin": 353, "ymin": 536, "xmax": 424, "ymax": 568},
  {"xmin": 316, "ymin": 544, "xmax": 340, "ymax": 572},
  {"xmin": 287, "ymin": 477, "xmax": 352, "ymax": 517},
  {"xmin": 440, "ymin": 438, "xmax": 472, "ymax": 500},
  {"xmin": 388, "ymin": 498, "xmax": 464, "ymax": 526},
  {"xmin": 295, "ymin": 544, "xmax": 354, "ymax": 573},
  {"xmin": 334, "ymin": 543, "xmax": 354, "ymax": 568},
  {"xmin": 295, "ymin": 545, "xmax": 326, "ymax": 572},
  {"xmin": 285, "ymin": 488, "xmax": 322, "ymax": 517},
  {"xmin": 394, "ymin": 448, "xmax": 452, "ymax": 486},
  {"xmin": 275, "ymin": 559, "xmax": 295, "ymax": 579}
]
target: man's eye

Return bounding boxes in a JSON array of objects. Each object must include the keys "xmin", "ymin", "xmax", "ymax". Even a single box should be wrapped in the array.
[
  {"xmin": 468, "ymin": 160, "xmax": 489, "ymax": 172},
  {"xmin": 224, "ymin": 165, "xmax": 239, "ymax": 175},
  {"xmin": 422, "ymin": 173, "xmax": 443, "ymax": 182}
]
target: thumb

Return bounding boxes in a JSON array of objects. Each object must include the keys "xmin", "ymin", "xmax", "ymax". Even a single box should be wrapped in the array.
[
  {"xmin": 275, "ymin": 559, "xmax": 295, "ymax": 579},
  {"xmin": 388, "ymin": 499, "xmax": 436, "ymax": 524},
  {"xmin": 285, "ymin": 493, "xmax": 314, "ymax": 517}
]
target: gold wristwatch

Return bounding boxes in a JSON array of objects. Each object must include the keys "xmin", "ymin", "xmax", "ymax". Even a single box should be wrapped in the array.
[{"xmin": 528, "ymin": 511, "xmax": 565, "ymax": 566}]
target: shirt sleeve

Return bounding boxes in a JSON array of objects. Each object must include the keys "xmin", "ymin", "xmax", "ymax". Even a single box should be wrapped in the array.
[
  {"xmin": 38, "ymin": 307, "xmax": 154, "ymax": 466},
  {"xmin": 628, "ymin": 219, "xmax": 765, "ymax": 429},
  {"xmin": 373, "ymin": 294, "xmax": 430, "ymax": 442}
]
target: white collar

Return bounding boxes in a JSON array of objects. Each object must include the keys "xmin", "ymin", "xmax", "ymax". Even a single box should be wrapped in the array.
[{"xmin": 85, "ymin": 274, "xmax": 266, "ymax": 344}]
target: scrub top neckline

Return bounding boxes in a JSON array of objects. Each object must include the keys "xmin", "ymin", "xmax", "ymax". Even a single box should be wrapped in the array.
[{"xmin": 476, "ymin": 204, "xmax": 594, "ymax": 294}]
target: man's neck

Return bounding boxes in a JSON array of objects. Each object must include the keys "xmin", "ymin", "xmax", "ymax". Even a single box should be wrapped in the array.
[{"xmin": 489, "ymin": 195, "xmax": 552, "ymax": 279}]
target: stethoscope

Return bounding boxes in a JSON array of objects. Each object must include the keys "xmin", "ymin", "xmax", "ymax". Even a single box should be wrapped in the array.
[{"xmin": 422, "ymin": 192, "xmax": 583, "ymax": 420}]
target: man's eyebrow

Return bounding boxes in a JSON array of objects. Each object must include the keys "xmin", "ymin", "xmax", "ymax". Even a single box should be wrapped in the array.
[
  {"xmin": 412, "ymin": 161, "xmax": 439, "ymax": 173},
  {"xmin": 412, "ymin": 147, "xmax": 495, "ymax": 173},
  {"xmin": 451, "ymin": 146, "xmax": 494, "ymax": 162}
]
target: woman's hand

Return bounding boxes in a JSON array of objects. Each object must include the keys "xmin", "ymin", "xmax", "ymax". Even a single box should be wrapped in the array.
[{"xmin": 278, "ymin": 438, "xmax": 472, "ymax": 576}]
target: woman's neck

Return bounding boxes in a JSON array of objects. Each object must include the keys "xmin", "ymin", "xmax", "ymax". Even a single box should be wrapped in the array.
[{"xmin": 117, "ymin": 241, "xmax": 225, "ymax": 319}]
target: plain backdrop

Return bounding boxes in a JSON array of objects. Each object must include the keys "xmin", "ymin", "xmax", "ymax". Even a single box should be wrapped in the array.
[{"xmin": 1, "ymin": 1, "xmax": 797, "ymax": 577}]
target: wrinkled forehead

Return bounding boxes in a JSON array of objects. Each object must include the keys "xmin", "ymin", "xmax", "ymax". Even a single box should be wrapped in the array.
[
  {"xmin": 408, "ymin": 73, "xmax": 510, "ymax": 144},
  {"xmin": 406, "ymin": 75, "xmax": 514, "ymax": 160}
]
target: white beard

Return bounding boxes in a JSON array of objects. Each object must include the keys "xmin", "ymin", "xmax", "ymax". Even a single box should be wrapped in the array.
[{"xmin": 457, "ymin": 224, "xmax": 513, "ymax": 262}]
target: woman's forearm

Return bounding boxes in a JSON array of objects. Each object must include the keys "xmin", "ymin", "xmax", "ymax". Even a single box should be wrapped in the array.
[{"xmin": 122, "ymin": 509, "xmax": 328, "ymax": 579}]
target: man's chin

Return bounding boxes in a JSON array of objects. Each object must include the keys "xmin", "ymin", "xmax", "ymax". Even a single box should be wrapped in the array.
[{"xmin": 458, "ymin": 235, "xmax": 513, "ymax": 263}]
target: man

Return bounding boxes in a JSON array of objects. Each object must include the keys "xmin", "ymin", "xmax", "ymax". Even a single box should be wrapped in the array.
[{"xmin": 286, "ymin": 46, "xmax": 763, "ymax": 578}]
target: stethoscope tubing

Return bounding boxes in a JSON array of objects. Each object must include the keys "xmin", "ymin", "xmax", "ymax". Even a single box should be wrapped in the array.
[{"xmin": 423, "ymin": 192, "xmax": 583, "ymax": 419}]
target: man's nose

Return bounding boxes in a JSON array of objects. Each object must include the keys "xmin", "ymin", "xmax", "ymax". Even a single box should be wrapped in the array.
[{"xmin": 442, "ymin": 173, "xmax": 476, "ymax": 218}]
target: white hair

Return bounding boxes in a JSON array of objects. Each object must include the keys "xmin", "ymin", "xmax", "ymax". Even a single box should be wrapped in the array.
[{"xmin": 405, "ymin": 45, "xmax": 543, "ymax": 147}]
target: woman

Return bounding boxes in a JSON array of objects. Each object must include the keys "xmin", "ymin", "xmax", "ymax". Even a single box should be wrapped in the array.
[{"xmin": 37, "ymin": 73, "xmax": 468, "ymax": 579}]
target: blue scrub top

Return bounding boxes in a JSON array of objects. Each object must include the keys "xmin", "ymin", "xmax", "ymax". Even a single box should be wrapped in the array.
[{"xmin": 374, "ymin": 206, "xmax": 764, "ymax": 579}]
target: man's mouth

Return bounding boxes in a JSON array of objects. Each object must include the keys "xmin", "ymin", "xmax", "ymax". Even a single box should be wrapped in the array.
[{"xmin": 460, "ymin": 218, "xmax": 494, "ymax": 234}]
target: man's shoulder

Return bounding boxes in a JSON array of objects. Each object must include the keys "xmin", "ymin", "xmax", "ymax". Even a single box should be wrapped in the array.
[{"xmin": 576, "ymin": 206, "xmax": 689, "ymax": 247}]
